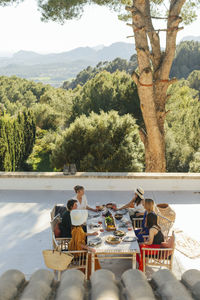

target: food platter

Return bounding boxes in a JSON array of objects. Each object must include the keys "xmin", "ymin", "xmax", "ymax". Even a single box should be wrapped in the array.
[
  {"xmin": 122, "ymin": 236, "xmax": 137, "ymax": 242},
  {"xmin": 96, "ymin": 205, "xmax": 105, "ymax": 211},
  {"xmin": 114, "ymin": 230, "xmax": 126, "ymax": 237},
  {"xmin": 88, "ymin": 237, "xmax": 102, "ymax": 247},
  {"xmin": 118, "ymin": 220, "xmax": 132, "ymax": 228},
  {"xmin": 114, "ymin": 213, "xmax": 123, "ymax": 220},
  {"xmin": 106, "ymin": 203, "xmax": 114, "ymax": 209},
  {"xmin": 88, "ymin": 212, "xmax": 101, "ymax": 219},
  {"xmin": 116, "ymin": 209, "xmax": 128, "ymax": 215},
  {"xmin": 88, "ymin": 223, "xmax": 101, "ymax": 229},
  {"xmin": 105, "ymin": 215, "xmax": 116, "ymax": 231},
  {"xmin": 106, "ymin": 236, "xmax": 121, "ymax": 245}
]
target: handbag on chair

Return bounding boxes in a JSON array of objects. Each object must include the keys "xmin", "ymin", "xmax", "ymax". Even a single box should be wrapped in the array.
[{"xmin": 43, "ymin": 249, "xmax": 73, "ymax": 271}]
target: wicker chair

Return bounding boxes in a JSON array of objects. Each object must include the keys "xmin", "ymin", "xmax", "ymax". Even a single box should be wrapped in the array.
[
  {"xmin": 157, "ymin": 214, "xmax": 174, "ymax": 239},
  {"xmin": 142, "ymin": 232, "xmax": 175, "ymax": 273},
  {"xmin": 50, "ymin": 205, "xmax": 71, "ymax": 251},
  {"xmin": 43, "ymin": 249, "xmax": 88, "ymax": 280},
  {"xmin": 132, "ymin": 217, "xmax": 144, "ymax": 230}
]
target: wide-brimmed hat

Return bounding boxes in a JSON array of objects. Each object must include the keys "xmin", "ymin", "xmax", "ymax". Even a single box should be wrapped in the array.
[
  {"xmin": 71, "ymin": 210, "xmax": 88, "ymax": 226},
  {"xmin": 135, "ymin": 187, "xmax": 144, "ymax": 199}
]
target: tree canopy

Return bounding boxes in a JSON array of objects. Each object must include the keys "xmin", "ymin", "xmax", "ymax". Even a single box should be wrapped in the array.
[
  {"xmin": 0, "ymin": 110, "xmax": 36, "ymax": 171},
  {"xmin": 51, "ymin": 110, "xmax": 144, "ymax": 172},
  {"xmin": 70, "ymin": 70, "xmax": 143, "ymax": 126},
  {"xmin": 165, "ymin": 81, "xmax": 200, "ymax": 172}
]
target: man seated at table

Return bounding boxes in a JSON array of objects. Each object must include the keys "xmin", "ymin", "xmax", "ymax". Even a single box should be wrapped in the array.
[
  {"xmin": 68, "ymin": 209, "xmax": 101, "ymax": 279},
  {"xmin": 59, "ymin": 199, "xmax": 78, "ymax": 238}
]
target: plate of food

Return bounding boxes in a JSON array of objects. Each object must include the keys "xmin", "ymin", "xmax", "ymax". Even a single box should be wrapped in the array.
[
  {"xmin": 106, "ymin": 236, "xmax": 121, "ymax": 245},
  {"xmin": 88, "ymin": 212, "xmax": 101, "ymax": 219},
  {"xmin": 88, "ymin": 223, "xmax": 101, "ymax": 229},
  {"xmin": 116, "ymin": 209, "xmax": 128, "ymax": 215},
  {"xmin": 114, "ymin": 213, "xmax": 123, "ymax": 221},
  {"xmin": 114, "ymin": 230, "xmax": 126, "ymax": 237},
  {"xmin": 122, "ymin": 236, "xmax": 137, "ymax": 242},
  {"xmin": 88, "ymin": 237, "xmax": 102, "ymax": 247},
  {"xmin": 106, "ymin": 203, "xmax": 114, "ymax": 209},
  {"xmin": 96, "ymin": 205, "xmax": 105, "ymax": 211}
]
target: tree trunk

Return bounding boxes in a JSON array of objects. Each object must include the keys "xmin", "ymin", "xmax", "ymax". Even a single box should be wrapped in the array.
[{"xmin": 126, "ymin": 0, "xmax": 186, "ymax": 172}]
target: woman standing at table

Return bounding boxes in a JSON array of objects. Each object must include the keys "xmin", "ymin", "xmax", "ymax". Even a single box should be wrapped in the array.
[{"xmin": 73, "ymin": 185, "xmax": 98, "ymax": 212}]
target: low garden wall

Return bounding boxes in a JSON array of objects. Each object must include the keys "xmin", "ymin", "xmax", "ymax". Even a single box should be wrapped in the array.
[{"xmin": 0, "ymin": 172, "xmax": 199, "ymax": 191}]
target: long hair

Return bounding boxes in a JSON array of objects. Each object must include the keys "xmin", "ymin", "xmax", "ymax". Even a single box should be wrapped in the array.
[
  {"xmin": 135, "ymin": 195, "xmax": 143, "ymax": 206},
  {"xmin": 74, "ymin": 185, "xmax": 84, "ymax": 193},
  {"xmin": 146, "ymin": 213, "xmax": 160, "ymax": 229},
  {"xmin": 144, "ymin": 198, "xmax": 154, "ymax": 212}
]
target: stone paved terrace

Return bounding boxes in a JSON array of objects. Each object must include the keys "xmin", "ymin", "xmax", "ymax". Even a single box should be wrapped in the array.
[{"xmin": 0, "ymin": 172, "xmax": 200, "ymax": 280}]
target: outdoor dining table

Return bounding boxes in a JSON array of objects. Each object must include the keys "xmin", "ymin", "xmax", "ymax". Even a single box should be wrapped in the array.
[{"xmin": 87, "ymin": 209, "xmax": 140, "ymax": 274}]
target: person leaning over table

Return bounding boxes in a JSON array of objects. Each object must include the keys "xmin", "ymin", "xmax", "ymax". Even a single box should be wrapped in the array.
[
  {"xmin": 135, "ymin": 198, "xmax": 155, "ymax": 243},
  {"xmin": 73, "ymin": 185, "xmax": 100, "ymax": 212},
  {"xmin": 136, "ymin": 212, "xmax": 164, "ymax": 271},
  {"xmin": 59, "ymin": 199, "xmax": 78, "ymax": 238},
  {"xmin": 68, "ymin": 209, "xmax": 101, "ymax": 279},
  {"xmin": 116, "ymin": 187, "xmax": 145, "ymax": 213}
]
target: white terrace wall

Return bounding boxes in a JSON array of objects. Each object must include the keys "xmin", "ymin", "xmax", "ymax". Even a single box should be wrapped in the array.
[{"xmin": 0, "ymin": 172, "xmax": 199, "ymax": 191}]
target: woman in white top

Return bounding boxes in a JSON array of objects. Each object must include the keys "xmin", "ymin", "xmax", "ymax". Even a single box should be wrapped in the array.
[
  {"xmin": 116, "ymin": 187, "xmax": 145, "ymax": 216},
  {"xmin": 128, "ymin": 196, "xmax": 145, "ymax": 216},
  {"xmin": 73, "ymin": 185, "xmax": 98, "ymax": 212}
]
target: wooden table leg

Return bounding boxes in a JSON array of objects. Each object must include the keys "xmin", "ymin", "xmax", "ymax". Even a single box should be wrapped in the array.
[
  {"xmin": 132, "ymin": 252, "xmax": 136, "ymax": 269},
  {"xmin": 91, "ymin": 252, "xmax": 95, "ymax": 274}
]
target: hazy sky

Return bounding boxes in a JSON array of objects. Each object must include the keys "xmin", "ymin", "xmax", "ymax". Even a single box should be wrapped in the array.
[{"xmin": 0, "ymin": 0, "xmax": 199, "ymax": 55}]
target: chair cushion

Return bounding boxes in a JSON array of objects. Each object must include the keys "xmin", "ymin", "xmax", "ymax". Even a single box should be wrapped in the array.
[
  {"xmin": 160, "ymin": 234, "xmax": 175, "ymax": 257},
  {"xmin": 54, "ymin": 223, "xmax": 61, "ymax": 238}
]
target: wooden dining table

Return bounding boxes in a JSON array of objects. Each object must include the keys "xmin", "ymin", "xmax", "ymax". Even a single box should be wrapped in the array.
[{"xmin": 87, "ymin": 208, "xmax": 140, "ymax": 274}]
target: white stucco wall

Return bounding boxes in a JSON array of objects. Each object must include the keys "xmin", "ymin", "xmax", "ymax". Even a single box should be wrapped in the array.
[{"xmin": 0, "ymin": 172, "xmax": 199, "ymax": 191}]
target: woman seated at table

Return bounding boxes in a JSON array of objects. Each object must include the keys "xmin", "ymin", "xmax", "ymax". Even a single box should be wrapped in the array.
[
  {"xmin": 116, "ymin": 187, "xmax": 145, "ymax": 213},
  {"xmin": 135, "ymin": 198, "xmax": 155, "ymax": 243},
  {"xmin": 136, "ymin": 213, "xmax": 164, "ymax": 271},
  {"xmin": 59, "ymin": 199, "xmax": 78, "ymax": 238},
  {"xmin": 68, "ymin": 210, "xmax": 101, "ymax": 278},
  {"xmin": 73, "ymin": 185, "xmax": 99, "ymax": 212},
  {"xmin": 129, "ymin": 196, "xmax": 145, "ymax": 219}
]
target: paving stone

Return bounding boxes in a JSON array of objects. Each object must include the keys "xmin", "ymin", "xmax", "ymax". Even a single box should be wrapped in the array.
[
  {"xmin": 192, "ymin": 281, "xmax": 200, "ymax": 300},
  {"xmin": 122, "ymin": 269, "xmax": 155, "ymax": 300},
  {"xmin": 151, "ymin": 269, "xmax": 177, "ymax": 288},
  {"xmin": 56, "ymin": 285, "xmax": 85, "ymax": 300},
  {"xmin": 61, "ymin": 269, "xmax": 85, "ymax": 285},
  {"xmin": 20, "ymin": 281, "xmax": 52, "ymax": 300},
  {"xmin": 1, "ymin": 269, "xmax": 25, "ymax": 287},
  {"xmin": 91, "ymin": 269, "xmax": 115, "ymax": 286},
  {"xmin": 0, "ymin": 269, "xmax": 25, "ymax": 300},
  {"xmin": 0, "ymin": 280, "xmax": 18, "ymax": 300},
  {"xmin": 57, "ymin": 270, "xmax": 85, "ymax": 298},
  {"xmin": 157, "ymin": 280, "xmax": 193, "ymax": 300},
  {"xmin": 182, "ymin": 269, "xmax": 200, "ymax": 290},
  {"xmin": 29, "ymin": 269, "xmax": 54, "ymax": 286},
  {"xmin": 91, "ymin": 280, "xmax": 119, "ymax": 300}
]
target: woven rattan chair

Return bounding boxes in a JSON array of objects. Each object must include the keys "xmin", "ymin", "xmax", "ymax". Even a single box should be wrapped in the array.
[
  {"xmin": 132, "ymin": 217, "xmax": 144, "ymax": 230},
  {"xmin": 142, "ymin": 232, "xmax": 175, "ymax": 273},
  {"xmin": 50, "ymin": 205, "xmax": 71, "ymax": 251}
]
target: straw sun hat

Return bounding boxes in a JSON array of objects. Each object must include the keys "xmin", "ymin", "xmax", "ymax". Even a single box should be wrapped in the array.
[
  {"xmin": 135, "ymin": 187, "xmax": 144, "ymax": 199},
  {"xmin": 71, "ymin": 210, "xmax": 88, "ymax": 226}
]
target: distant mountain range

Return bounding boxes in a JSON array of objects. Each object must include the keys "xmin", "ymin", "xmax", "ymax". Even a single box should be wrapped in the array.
[
  {"xmin": 0, "ymin": 42, "xmax": 135, "ymax": 87},
  {"xmin": 0, "ymin": 37, "xmax": 199, "ymax": 87},
  {"xmin": 181, "ymin": 36, "xmax": 200, "ymax": 42}
]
